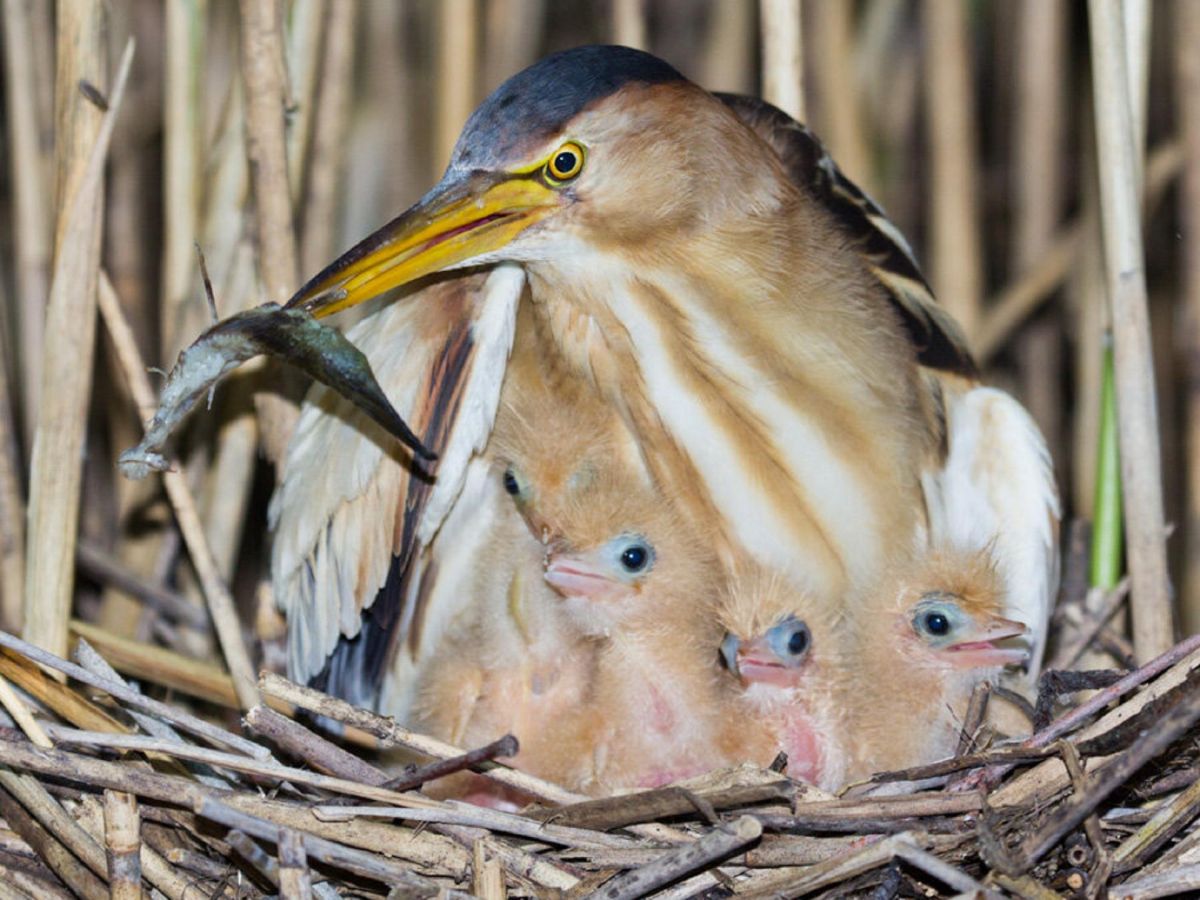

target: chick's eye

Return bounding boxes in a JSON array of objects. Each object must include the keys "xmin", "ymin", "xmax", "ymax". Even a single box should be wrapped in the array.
[
  {"xmin": 619, "ymin": 543, "xmax": 649, "ymax": 573},
  {"xmin": 545, "ymin": 143, "xmax": 584, "ymax": 182},
  {"xmin": 786, "ymin": 626, "xmax": 809, "ymax": 656},
  {"xmin": 922, "ymin": 612, "xmax": 950, "ymax": 636},
  {"xmin": 502, "ymin": 468, "xmax": 520, "ymax": 496}
]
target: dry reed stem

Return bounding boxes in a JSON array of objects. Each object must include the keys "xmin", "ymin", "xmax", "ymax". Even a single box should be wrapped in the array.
[
  {"xmin": 69, "ymin": 620, "xmax": 237, "ymax": 706},
  {"xmin": 101, "ymin": 790, "xmax": 141, "ymax": 899},
  {"xmin": 1088, "ymin": 0, "xmax": 1175, "ymax": 661},
  {"xmin": 1, "ymin": 0, "xmax": 52, "ymax": 445},
  {"xmin": 160, "ymin": 0, "xmax": 205, "ymax": 360},
  {"xmin": 0, "ymin": 338, "xmax": 24, "ymax": 631},
  {"xmin": 75, "ymin": 795, "xmax": 192, "ymax": 900},
  {"xmin": 259, "ymin": 671, "xmax": 586, "ymax": 807},
  {"xmin": 96, "ymin": 272, "xmax": 260, "ymax": 711},
  {"xmin": 922, "ymin": 0, "xmax": 983, "ymax": 342},
  {"xmin": 0, "ymin": 650, "xmax": 130, "ymax": 735},
  {"xmin": 612, "ymin": 0, "xmax": 647, "ymax": 50},
  {"xmin": 0, "ymin": 770, "xmax": 110, "ymax": 885},
  {"xmin": 277, "ymin": 829, "xmax": 312, "ymax": 899},
  {"xmin": 75, "ymin": 543, "xmax": 207, "ymax": 629},
  {"xmin": 240, "ymin": 0, "xmax": 301, "ymax": 465},
  {"xmin": 42, "ymin": 724, "xmax": 440, "ymax": 807},
  {"xmin": 1177, "ymin": 0, "xmax": 1200, "ymax": 634},
  {"xmin": 759, "ymin": 0, "xmax": 805, "ymax": 122},
  {"xmin": 483, "ymin": 0, "xmax": 547, "ymax": 93},
  {"xmin": 699, "ymin": 0, "xmax": 754, "ymax": 94},
  {"xmin": 809, "ymin": 1, "xmax": 872, "ymax": 189},
  {"xmin": 435, "ymin": 0, "xmax": 479, "ymax": 176},
  {"xmin": 0, "ymin": 674, "xmax": 49, "ymax": 749},
  {"xmin": 23, "ymin": 34, "xmax": 129, "ymax": 661},
  {"xmin": 299, "ymin": 0, "xmax": 357, "ymax": 276},
  {"xmin": 283, "ymin": 0, "xmax": 325, "ymax": 208},
  {"xmin": 0, "ymin": 629, "xmax": 266, "ymax": 758},
  {"xmin": 473, "ymin": 840, "xmax": 507, "ymax": 900},
  {"xmin": 583, "ymin": 816, "xmax": 761, "ymax": 900},
  {"xmin": 0, "ymin": 780, "xmax": 107, "ymax": 900}
]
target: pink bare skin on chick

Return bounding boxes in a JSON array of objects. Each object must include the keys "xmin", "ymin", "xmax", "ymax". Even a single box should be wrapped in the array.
[
  {"xmin": 715, "ymin": 567, "xmax": 847, "ymax": 790},
  {"xmin": 844, "ymin": 546, "xmax": 1028, "ymax": 779}
]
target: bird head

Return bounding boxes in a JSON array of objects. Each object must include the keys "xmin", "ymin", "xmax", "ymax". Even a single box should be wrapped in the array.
[
  {"xmin": 544, "ymin": 531, "xmax": 657, "ymax": 603},
  {"xmin": 884, "ymin": 547, "xmax": 1028, "ymax": 670},
  {"xmin": 284, "ymin": 45, "xmax": 785, "ymax": 319},
  {"xmin": 906, "ymin": 592, "xmax": 1028, "ymax": 669},
  {"xmin": 720, "ymin": 614, "xmax": 813, "ymax": 689},
  {"xmin": 716, "ymin": 565, "xmax": 833, "ymax": 693}
]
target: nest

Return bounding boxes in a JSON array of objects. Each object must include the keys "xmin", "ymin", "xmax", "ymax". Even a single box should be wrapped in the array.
[{"xmin": 0, "ymin": 625, "xmax": 1192, "ymax": 899}]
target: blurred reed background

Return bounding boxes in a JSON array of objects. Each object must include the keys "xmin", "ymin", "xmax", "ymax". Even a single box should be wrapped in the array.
[{"xmin": 0, "ymin": 0, "xmax": 1194, "ymax": 707}]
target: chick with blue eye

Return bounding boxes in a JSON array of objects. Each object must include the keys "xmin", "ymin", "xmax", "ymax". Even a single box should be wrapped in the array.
[
  {"xmin": 844, "ymin": 546, "xmax": 1028, "ymax": 778},
  {"xmin": 713, "ymin": 566, "xmax": 848, "ymax": 790}
]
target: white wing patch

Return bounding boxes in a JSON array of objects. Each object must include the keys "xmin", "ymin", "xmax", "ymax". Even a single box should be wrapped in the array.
[
  {"xmin": 921, "ymin": 387, "xmax": 1061, "ymax": 677},
  {"xmin": 270, "ymin": 265, "xmax": 524, "ymax": 687}
]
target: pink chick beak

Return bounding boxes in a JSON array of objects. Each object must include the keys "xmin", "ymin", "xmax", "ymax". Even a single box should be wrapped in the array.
[
  {"xmin": 544, "ymin": 553, "xmax": 623, "ymax": 601},
  {"xmin": 945, "ymin": 615, "xmax": 1030, "ymax": 668},
  {"xmin": 728, "ymin": 635, "xmax": 805, "ymax": 688}
]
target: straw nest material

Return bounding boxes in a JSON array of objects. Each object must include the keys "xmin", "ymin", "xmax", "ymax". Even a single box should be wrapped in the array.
[{"xmin": 0, "ymin": 620, "xmax": 1193, "ymax": 899}]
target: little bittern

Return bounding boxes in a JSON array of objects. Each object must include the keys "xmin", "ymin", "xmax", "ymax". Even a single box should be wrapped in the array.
[{"xmin": 271, "ymin": 46, "xmax": 1058, "ymax": 730}]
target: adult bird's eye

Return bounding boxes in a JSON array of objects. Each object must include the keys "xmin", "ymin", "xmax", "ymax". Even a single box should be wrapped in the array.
[
  {"xmin": 545, "ymin": 142, "xmax": 585, "ymax": 183},
  {"xmin": 619, "ymin": 543, "xmax": 649, "ymax": 572}
]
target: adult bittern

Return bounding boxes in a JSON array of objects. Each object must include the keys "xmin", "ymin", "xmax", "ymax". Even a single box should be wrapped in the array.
[{"xmin": 270, "ymin": 46, "xmax": 1058, "ymax": 719}]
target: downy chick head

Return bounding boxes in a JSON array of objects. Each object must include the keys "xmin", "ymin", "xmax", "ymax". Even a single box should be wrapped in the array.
[
  {"xmin": 880, "ymin": 547, "xmax": 1028, "ymax": 675},
  {"xmin": 535, "ymin": 468, "xmax": 715, "ymax": 636},
  {"xmin": 715, "ymin": 564, "xmax": 845, "ymax": 786}
]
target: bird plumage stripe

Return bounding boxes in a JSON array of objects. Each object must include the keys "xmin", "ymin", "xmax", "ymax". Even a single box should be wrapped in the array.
[{"xmin": 716, "ymin": 93, "xmax": 977, "ymax": 377}]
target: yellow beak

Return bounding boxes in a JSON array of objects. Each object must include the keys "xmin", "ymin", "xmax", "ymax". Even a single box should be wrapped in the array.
[{"xmin": 286, "ymin": 172, "xmax": 561, "ymax": 317}]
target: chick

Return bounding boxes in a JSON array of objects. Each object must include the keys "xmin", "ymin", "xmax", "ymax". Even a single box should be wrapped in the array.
[
  {"xmin": 844, "ymin": 546, "xmax": 1028, "ymax": 777},
  {"xmin": 714, "ymin": 566, "xmax": 848, "ymax": 790},
  {"xmin": 510, "ymin": 463, "xmax": 730, "ymax": 793}
]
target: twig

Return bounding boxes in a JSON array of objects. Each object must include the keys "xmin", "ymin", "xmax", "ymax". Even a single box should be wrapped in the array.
[
  {"xmin": 39, "ymin": 724, "xmax": 441, "ymax": 807},
  {"xmin": 0, "ymin": 675, "xmax": 49, "ymax": 749},
  {"xmin": 0, "ymin": 629, "xmax": 266, "ymax": 758},
  {"xmin": 96, "ymin": 272, "xmax": 260, "ymax": 711},
  {"xmin": 0, "ymin": 770, "xmax": 109, "ymax": 885},
  {"xmin": 102, "ymin": 791, "xmax": 141, "ymax": 899},
  {"xmin": 759, "ymin": 0, "xmax": 804, "ymax": 122},
  {"xmin": 75, "ymin": 541, "xmax": 208, "ymax": 629},
  {"xmin": 24, "ymin": 36, "xmax": 131, "ymax": 660},
  {"xmin": 473, "ymin": 839, "xmax": 506, "ymax": 900},
  {"xmin": 581, "ymin": 816, "xmax": 761, "ymax": 900},
  {"xmin": 243, "ymin": 705, "xmax": 388, "ymax": 784},
  {"xmin": 225, "ymin": 829, "xmax": 279, "ymax": 886},
  {"xmin": 259, "ymin": 672, "xmax": 587, "ymax": 806},
  {"xmin": 76, "ymin": 791, "xmax": 197, "ymax": 900},
  {"xmin": 0, "ymin": 331, "xmax": 24, "ymax": 633},
  {"xmin": 550, "ymin": 782, "xmax": 793, "ymax": 831},
  {"xmin": 0, "ymin": 780, "xmax": 106, "ymax": 900},
  {"xmin": 314, "ymin": 803, "xmax": 636, "ymax": 851},
  {"xmin": 1112, "ymin": 777, "xmax": 1200, "ymax": 874},
  {"xmin": 195, "ymin": 796, "xmax": 453, "ymax": 893},
  {"xmin": 383, "ymin": 734, "xmax": 520, "ymax": 793},
  {"xmin": 278, "ymin": 829, "xmax": 312, "ymax": 900},
  {"xmin": 1088, "ymin": 0, "xmax": 1174, "ymax": 662},
  {"xmin": 1017, "ymin": 669, "xmax": 1200, "ymax": 868},
  {"xmin": 1115, "ymin": 863, "xmax": 1200, "ymax": 900}
]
